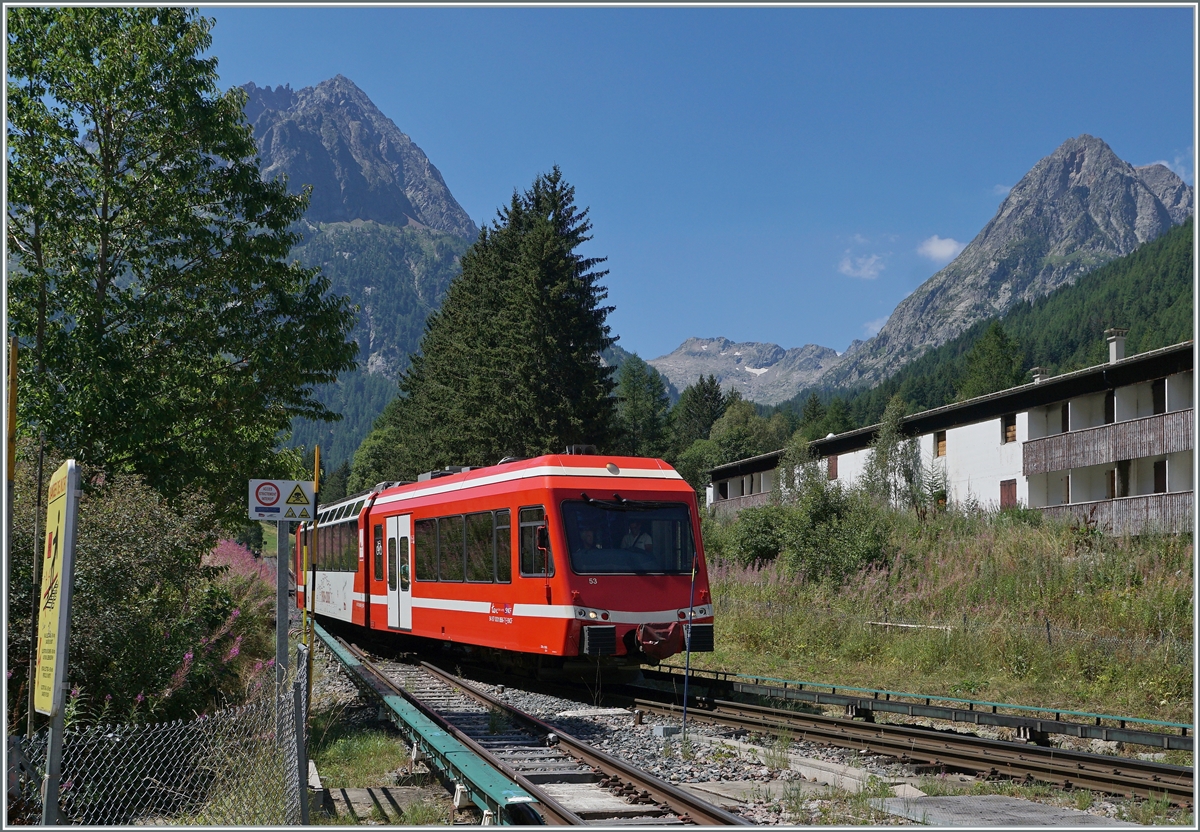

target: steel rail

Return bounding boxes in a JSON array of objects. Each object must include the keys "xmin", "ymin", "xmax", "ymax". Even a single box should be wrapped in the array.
[
  {"xmin": 420, "ymin": 662, "xmax": 753, "ymax": 826},
  {"xmin": 645, "ymin": 666, "xmax": 1192, "ymax": 751},
  {"xmin": 314, "ymin": 623, "xmax": 545, "ymax": 824},
  {"xmin": 635, "ymin": 697, "xmax": 1193, "ymax": 806}
]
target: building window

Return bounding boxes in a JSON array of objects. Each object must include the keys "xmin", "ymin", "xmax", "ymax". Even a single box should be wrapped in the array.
[
  {"xmin": 827, "ymin": 455, "xmax": 838, "ymax": 481},
  {"xmin": 1104, "ymin": 390, "xmax": 1115, "ymax": 425},
  {"xmin": 717, "ymin": 481, "xmax": 728, "ymax": 500},
  {"xmin": 1154, "ymin": 459, "xmax": 1167, "ymax": 494},
  {"xmin": 1152, "ymin": 378, "xmax": 1166, "ymax": 415},
  {"xmin": 1060, "ymin": 402, "xmax": 1070, "ymax": 433},
  {"xmin": 1000, "ymin": 479, "xmax": 1016, "ymax": 509},
  {"xmin": 1106, "ymin": 469, "xmax": 1116, "ymax": 500},
  {"xmin": 1001, "ymin": 414, "xmax": 1016, "ymax": 444},
  {"xmin": 934, "ymin": 431, "xmax": 947, "ymax": 457}
]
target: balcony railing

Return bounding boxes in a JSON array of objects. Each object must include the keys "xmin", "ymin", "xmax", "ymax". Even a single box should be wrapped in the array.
[
  {"xmin": 1024, "ymin": 409, "xmax": 1193, "ymax": 476},
  {"xmin": 1036, "ymin": 491, "xmax": 1193, "ymax": 536},
  {"xmin": 709, "ymin": 490, "xmax": 772, "ymax": 519}
]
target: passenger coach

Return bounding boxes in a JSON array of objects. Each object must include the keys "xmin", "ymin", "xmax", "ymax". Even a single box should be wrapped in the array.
[{"xmin": 295, "ymin": 453, "xmax": 714, "ymax": 673}]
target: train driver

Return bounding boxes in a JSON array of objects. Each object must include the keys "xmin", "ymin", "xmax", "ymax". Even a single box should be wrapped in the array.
[{"xmin": 621, "ymin": 519, "xmax": 653, "ymax": 553}]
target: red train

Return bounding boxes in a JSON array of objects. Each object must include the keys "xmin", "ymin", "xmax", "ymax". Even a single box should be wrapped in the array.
[{"xmin": 295, "ymin": 452, "xmax": 714, "ymax": 674}]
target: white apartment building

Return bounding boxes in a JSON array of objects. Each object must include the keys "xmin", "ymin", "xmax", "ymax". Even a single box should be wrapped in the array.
[{"xmin": 708, "ymin": 334, "xmax": 1194, "ymax": 536}]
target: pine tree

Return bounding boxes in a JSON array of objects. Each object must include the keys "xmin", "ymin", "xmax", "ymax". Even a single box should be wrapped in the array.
[
  {"xmin": 669, "ymin": 374, "xmax": 727, "ymax": 456},
  {"xmin": 615, "ymin": 355, "xmax": 671, "ymax": 457},
  {"xmin": 956, "ymin": 321, "xmax": 1027, "ymax": 401},
  {"xmin": 350, "ymin": 168, "xmax": 616, "ymax": 484}
]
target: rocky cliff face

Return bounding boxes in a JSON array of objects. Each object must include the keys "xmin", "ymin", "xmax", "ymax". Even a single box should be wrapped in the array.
[
  {"xmin": 822, "ymin": 135, "xmax": 1193, "ymax": 388},
  {"xmin": 648, "ymin": 337, "xmax": 842, "ymax": 405},
  {"xmin": 243, "ymin": 76, "xmax": 479, "ymax": 240}
]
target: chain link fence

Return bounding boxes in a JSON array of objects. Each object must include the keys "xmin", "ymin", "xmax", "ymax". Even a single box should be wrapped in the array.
[{"xmin": 7, "ymin": 647, "xmax": 308, "ymax": 826}]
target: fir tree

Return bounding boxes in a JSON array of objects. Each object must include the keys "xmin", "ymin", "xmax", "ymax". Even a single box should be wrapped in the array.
[
  {"xmin": 669, "ymin": 374, "xmax": 727, "ymax": 456},
  {"xmin": 350, "ymin": 168, "xmax": 616, "ymax": 485},
  {"xmin": 615, "ymin": 355, "xmax": 671, "ymax": 457},
  {"xmin": 956, "ymin": 321, "xmax": 1026, "ymax": 401}
]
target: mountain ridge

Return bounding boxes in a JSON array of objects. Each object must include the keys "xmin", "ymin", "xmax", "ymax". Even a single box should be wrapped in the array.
[{"xmin": 648, "ymin": 135, "xmax": 1192, "ymax": 404}]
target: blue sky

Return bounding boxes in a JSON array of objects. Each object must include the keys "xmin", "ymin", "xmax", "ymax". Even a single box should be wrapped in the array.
[{"xmin": 203, "ymin": 5, "xmax": 1195, "ymax": 361}]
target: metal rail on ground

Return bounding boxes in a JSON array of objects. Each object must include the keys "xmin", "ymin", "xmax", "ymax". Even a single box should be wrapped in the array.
[
  {"xmin": 420, "ymin": 661, "xmax": 753, "ymax": 826},
  {"xmin": 646, "ymin": 666, "xmax": 1193, "ymax": 751},
  {"xmin": 634, "ymin": 696, "xmax": 1194, "ymax": 806},
  {"xmin": 312, "ymin": 622, "xmax": 544, "ymax": 824}
]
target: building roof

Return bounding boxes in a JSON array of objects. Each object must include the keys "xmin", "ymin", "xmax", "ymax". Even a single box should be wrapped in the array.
[{"xmin": 709, "ymin": 341, "xmax": 1194, "ymax": 481}]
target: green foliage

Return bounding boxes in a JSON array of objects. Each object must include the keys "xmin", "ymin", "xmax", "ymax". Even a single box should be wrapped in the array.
[
  {"xmin": 350, "ymin": 168, "xmax": 617, "ymax": 486},
  {"xmin": 5, "ymin": 8, "xmax": 357, "ymax": 524},
  {"xmin": 7, "ymin": 440, "xmax": 275, "ymax": 727},
  {"xmin": 614, "ymin": 354, "xmax": 671, "ymax": 457},
  {"xmin": 674, "ymin": 438, "xmax": 722, "ymax": 494},
  {"xmin": 956, "ymin": 321, "xmax": 1026, "ymax": 400},
  {"xmin": 708, "ymin": 395, "xmax": 791, "ymax": 465},
  {"xmin": 669, "ymin": 375, "xmax": 728, "ymax": 456}
]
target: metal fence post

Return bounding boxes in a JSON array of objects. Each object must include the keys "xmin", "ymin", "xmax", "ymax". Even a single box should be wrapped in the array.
[{"xmin": 293, "ymin": 643, "xmax": 310, "ymax": 825}]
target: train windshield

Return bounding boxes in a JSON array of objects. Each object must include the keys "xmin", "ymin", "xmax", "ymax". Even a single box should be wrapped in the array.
[{"xmin": 560, "ymin": 500, "xmax": 696, "ymax": 575}]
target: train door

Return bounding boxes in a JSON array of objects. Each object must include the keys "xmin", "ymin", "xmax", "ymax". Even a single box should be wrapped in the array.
[{"xmin": 386, "ymin": 515, "xmax": 412, "ymax": 630}]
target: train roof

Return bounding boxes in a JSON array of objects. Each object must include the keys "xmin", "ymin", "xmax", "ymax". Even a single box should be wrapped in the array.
[
  {"xmin": 301, "ymin": 454, "xmax": 689, "ymax": 527},
  {"xmin": 371, "ymin": 453, "xmax": 687, "ymax": 510}
]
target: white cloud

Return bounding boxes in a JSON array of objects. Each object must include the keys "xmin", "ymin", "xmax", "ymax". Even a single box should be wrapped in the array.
[
  {"xmin": 838, "ymin": 252, "xmax": 885, "ymax": 279},
  {"xmin": 917, "ymin": 235, "xmax": 966, "ymax": 264},
  {"xmin": 863, "ymin": 316, "xmax": 888, "ymax": 337},
  {"xmin": 850, "ymin": 233, "xmax": 870, "ymax": 245},
  {"xmin": 993, "ymin": 184, "xmax": 1012, "ymax": 197}
]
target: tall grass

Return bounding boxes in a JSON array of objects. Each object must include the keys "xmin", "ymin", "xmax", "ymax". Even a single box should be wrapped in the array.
[{"xmin": 699, "ymin": 502, "xmax": 1192, "ymax": 723}]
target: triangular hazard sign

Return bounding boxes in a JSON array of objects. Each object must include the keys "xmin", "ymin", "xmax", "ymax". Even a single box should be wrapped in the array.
[
  {"xmin": 298, "ymin": 508, "xmax": 310, "ymax": 518},
  {"xmin": 284, "ymin": 507, "xmax": 296, "ymax": 518},
  {"xmin": 286, "ymin": 484, "xmax": 309, "ymax": 505}
]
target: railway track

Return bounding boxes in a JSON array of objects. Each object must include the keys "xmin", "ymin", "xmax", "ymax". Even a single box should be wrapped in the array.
[
  {"xmin": 632, "ymin": 695, "xmax": 1194, "ymax": 807},
  {"xmin": 322, "ymin": 628, "xmax": 748, "ymax": 825}
]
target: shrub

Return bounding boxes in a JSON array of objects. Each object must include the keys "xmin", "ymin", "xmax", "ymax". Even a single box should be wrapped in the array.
[{"xmin": 8, "ymin": 439, "xmax": 275, "ymax": 727}]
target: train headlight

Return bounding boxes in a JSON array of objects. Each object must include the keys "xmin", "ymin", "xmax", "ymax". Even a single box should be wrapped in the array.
[{"xmin": 588, "ymin": 611, "xmax": 598, "ymax": 619}]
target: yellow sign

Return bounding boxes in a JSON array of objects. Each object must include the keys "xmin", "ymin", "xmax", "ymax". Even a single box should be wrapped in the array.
[
  {"xmin": 34, "ymin": 460, "xmax": 78, "ymax": 716},
  {"xmin": 286, "ymin": 484, "xmax": 309, "ymax": 505}
]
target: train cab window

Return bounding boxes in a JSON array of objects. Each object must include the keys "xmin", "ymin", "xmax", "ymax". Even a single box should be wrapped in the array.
[
  {"xmin": 387, "ymin": 537, "xmax": 397, "ymax": 591},
  {"xmin": 439, "ymin": 515, "xmax": 465, "ymax": 582},
  {"xmin": 519, "ymin": 506, "xmax": 554, "ymax": 577},
  {"xmin": 374, "ymin": 525, "xmax": 384, "ymax": 582},
  {"xmin": 465, "ymin": 512, "xmax": 494, "ymax": 582},
  {"xmin": 561, "ymin": 500, "xmax": 696, "ymax": 575},
  {"xmin": 496, "ymin": 510, "xmax": 512, "ymax": 583},
  {"xmin": 414, "ymin": 519, "xmax": 437, "ymax": 581}
]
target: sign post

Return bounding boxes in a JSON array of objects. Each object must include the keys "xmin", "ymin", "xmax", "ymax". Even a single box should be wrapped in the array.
[
  {"xmin": 248, "ymin": 479, "xmax": 314, "ymax": 686},
  {"xmin": 36, "ymin": 460, "xmax": 80, "ymax": 825}
]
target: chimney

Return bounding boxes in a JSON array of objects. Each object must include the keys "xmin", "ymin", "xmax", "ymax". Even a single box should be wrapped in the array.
[
  {"xmin": 1030, "ymin": 367, "xmax": 1048, "ymax": 383},
  {"xmin": 1105, "ymin": 328, "xmax": 1129, "ymax": 364}
]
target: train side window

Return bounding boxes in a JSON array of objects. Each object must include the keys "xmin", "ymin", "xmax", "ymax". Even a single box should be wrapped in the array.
[
  {"xmin": 398, "ymin": 537, "xmax": 410, "ymax": 591},
  {"xmin": 343, "ymin": 522, "xmax": 356, "ymax": 571},
  {"xmin": 519, "ymin": 506, "xmax": 553, "ymax": 577},
  {"xmin": 465, "ymin": 512, "xmax": 493, "ymax": 582},
  {"xmin": 439, "ymin": 515, "xmax": 465, "ymax": 581},
  {"xmin": 387, "ymin": 537, "xmax": 397, "ymax": 590},
  {"xmin": 414, "ymin": 519, "xmax": 437, "ymax": 581},
  {"xmin": 495, "ymin": 510, "xmax": 512, "ymax": 583},
  {"xmin": 374, "ymin": 525, "xmax": 384, "ymax": 582}
]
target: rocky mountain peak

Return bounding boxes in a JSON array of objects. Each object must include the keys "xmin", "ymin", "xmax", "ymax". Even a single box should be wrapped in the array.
[
  {"xmin": 242, "ymin": 76, "xmax": 479, "ymax": 240},
  {"xmin": 820, "ymin": 134, "xmax": 1192, "ymax": 389}
]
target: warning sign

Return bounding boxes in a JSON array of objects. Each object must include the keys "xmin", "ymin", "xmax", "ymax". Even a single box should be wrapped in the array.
[
  {"xmin": 248, "ymin": 479, "xmax": 314, "ymax": 521},
  {"xmin": 35, "ymin": 460, "xmax": 80, "ymax": 716}
]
